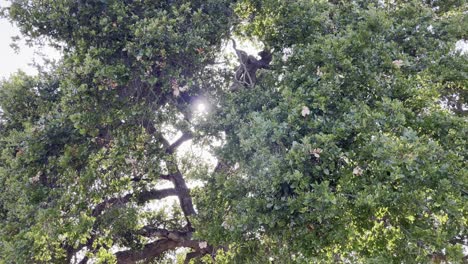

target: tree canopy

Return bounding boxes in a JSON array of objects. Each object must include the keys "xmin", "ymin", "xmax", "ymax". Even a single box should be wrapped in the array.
[{"xmin": 0, "ymin": 0, "xmax": 466, "ymax": 263}]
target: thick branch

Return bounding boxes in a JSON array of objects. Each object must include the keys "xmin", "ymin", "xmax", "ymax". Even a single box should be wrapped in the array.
[
  {"xmin": 153, "ymin": 131, "xmax": 193, "ymax": 154},
  {"xmin": 171, "ymin": 171, "xmax": 196, "ymax": 219},
  {"xmin": 91, "ymin": 188, "xmax": 177, "ymax": 217},
  {"xmin": 136, "ymin": 188, "xmax": 179, "ymax": 204},
  {"xmin": 136, "ymin": 226, "xmax": 192, "ymax": 241},
  {"xmin": 92, "ymin": 194, "xmax": 132, "ymax": 217},
  {"xmin": 116, "ymin": 239, "xmax": 181, "ymax": 264},
  {"xmin": 78, "ymin": 255, "xmax": 89, "ymax": 264},
  {"xmin": 184, "ymin": 251, "xmax": 203, "ymax": 264},
  {"xmin": 167, "ymin": 132, "xmax": 193, "ymax": 154},
  {"xmin": 115, "ymin": 236, "xmax": 214, "ymax": 264},
  {"xmin": 131, "ymin": 173, "xmax": 175, "ymax": 182},
  {"xmin": 160, "ymin": 173, "xmax": 175, "ymax": 181},
  {"xmin": 158, "ymin": 134, "xmax": 171, "ymax": 148}
]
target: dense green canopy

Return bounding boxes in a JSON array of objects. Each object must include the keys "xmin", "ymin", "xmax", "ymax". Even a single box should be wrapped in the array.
[{"xmin": 0, "ymin": 0, "xmax": 466, "ymax": 263}]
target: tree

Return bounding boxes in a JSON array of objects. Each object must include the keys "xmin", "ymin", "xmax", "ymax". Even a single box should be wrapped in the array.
[
  {"xmin": 200, "ymin": 0, "xmax": 467, "ymax": 263},
  {"xmin": 1, "ymin": 0, "xmax": 233, "ymax": 263},
  {"xmin": 0, "ymin": 0, "xmax": 466, "ymax": 263}
]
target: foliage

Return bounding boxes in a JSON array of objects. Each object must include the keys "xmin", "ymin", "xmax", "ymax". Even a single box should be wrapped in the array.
[
  {"xmin": 1, "ymin": 0, "xmax": 234, "ymax": 263},
  {"xmin": 0, "ymin": 0, "xmax": 466, "ymax": 263},
  {"xmin": 196, "ymin": 0, "xmax": 467, "ymax": 263}
]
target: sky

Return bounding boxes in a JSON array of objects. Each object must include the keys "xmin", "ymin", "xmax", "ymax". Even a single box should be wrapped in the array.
[
  {"xmin": 0, "ymin": 18, "xmax": 35, "ymax": 78},
  {"xmin": 0, "ymin": 0, "xmax": 61, "ymax": 79}
]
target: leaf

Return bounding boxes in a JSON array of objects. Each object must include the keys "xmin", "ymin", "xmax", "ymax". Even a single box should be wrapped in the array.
[
  {"xmin": 301, "ymin": 106, "xmax": 310, "ymax": 117},
  {"xmin": 311, "ymin": 148, "xmax": 323, "ymax": 158},
  {"xmin": 171, "ymin": 79, "xmax": 180, "ymax": 97},
  {"xmin": 316, "ymin": 66, "xmax": 323, "ymax": 76},
  {"xmin": 199, "ymin": 241, "xmax": 208, "ymax": 249},
  {"xmin": 392, "ymin": 59, "xmax": 403, "ymax": 68},
  {"xmin": 353, "ymin": 166, "xmax": 363, "ymax": 176}
]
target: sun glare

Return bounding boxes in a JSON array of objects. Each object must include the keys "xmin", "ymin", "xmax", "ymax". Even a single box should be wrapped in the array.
[{"xmin": 196, "ymin": 103, "xmax": 207, "ymax": 112}]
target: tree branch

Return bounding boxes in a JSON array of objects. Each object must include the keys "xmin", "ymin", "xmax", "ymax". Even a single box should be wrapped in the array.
[
  {"xmin": 92, "ymin": 194, "xmax": 132, "ymax": 217},
  {"xmin": 171, "ymin": 171, "xmax": 196, "ymax": 220},
  {"xmin": 160, "ymin": 173, "xmax": 175, "ymax": 181},
  {"xmin": 115, "ymin": 235, "xmax": 215, "ymax": 264},
  {"xmin": 184, "ymin": 251, "xmax": 203, "ymax": 264},
  {"xmin": 167, "ymin": 132, "xmax": 193, "ymax": 154},
  {"xmin": 116, "ymin": 239, "xmax": 181, "ymax": 264},
  {"xmin": 78, "ymin": 255, "xmax": 89, "ymax": 264},
  {"xmin": 91, "ymin": 188, "xmax": 178, "ymax": 217},
  {"xmin": 449, "ymin": 235, "xmax": 467, "ymax": 246},
  {"xmin": 136, "ymin": 226, "xmax": 191, "ymax": 240},
  {"xmin": 131, "ymin": 173, "xmax": 175, "ymax": 182},
  {"xmin": 136, "ymin": 188, "xmax": 179, "ymax": 204}
]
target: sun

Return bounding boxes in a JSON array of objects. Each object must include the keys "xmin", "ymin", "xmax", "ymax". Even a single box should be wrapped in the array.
[{"xmin": 196, "ymin": 103, "xmax": 206, "ymax": 112}]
